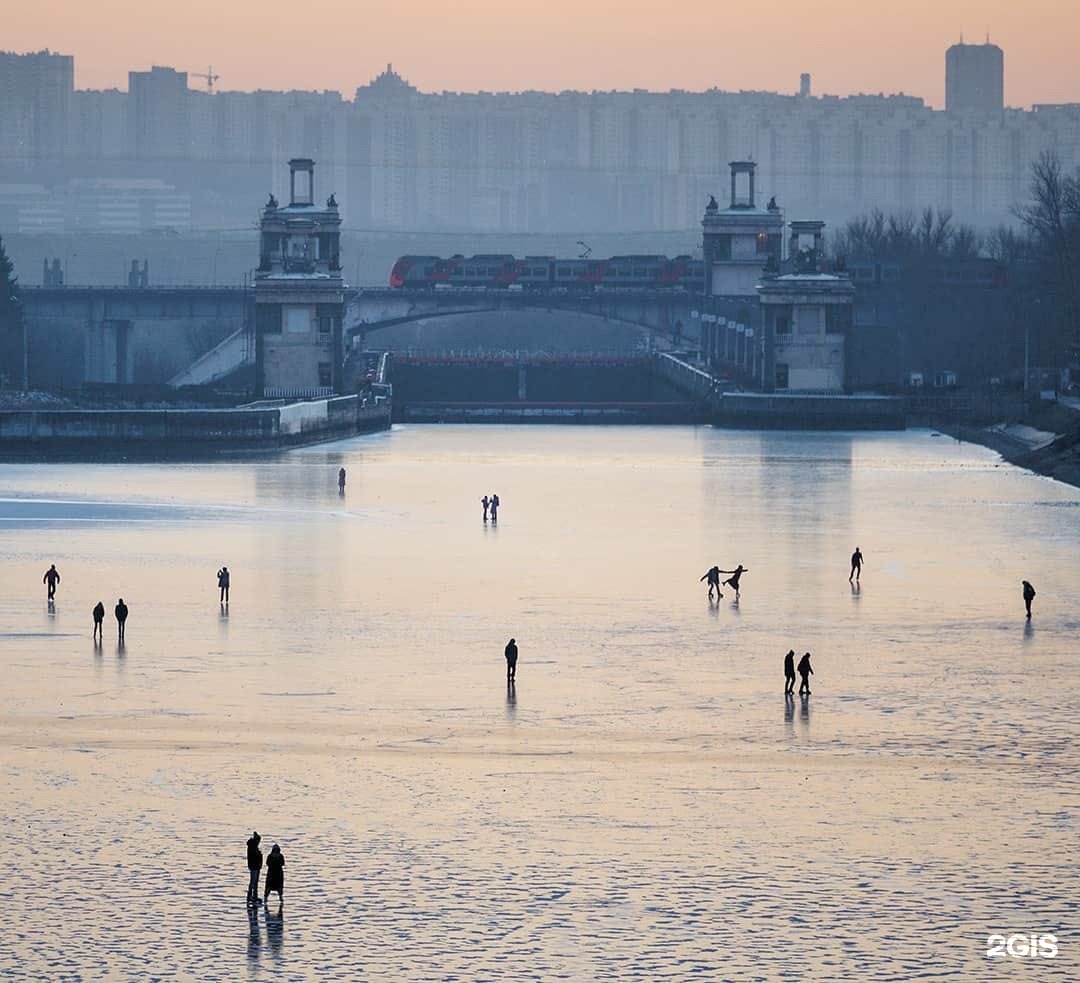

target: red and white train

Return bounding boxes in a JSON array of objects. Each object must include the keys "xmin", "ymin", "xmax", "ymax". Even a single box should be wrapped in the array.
[{"xmin": 389, "ymin": 254, "xmax": 706, "ymax": 291}]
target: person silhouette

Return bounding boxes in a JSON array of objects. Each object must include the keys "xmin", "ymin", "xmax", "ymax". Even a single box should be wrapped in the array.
[
  {"xmin": 1022, "ymin": 580, "xmax": 1036, "ymax": 619},
  {"xmin": 720, "ymin": 565, "xmax": 748, "ymax": 599},
  {"xmin": 246, "ymin": 831, "xmax": 263, "ymax": 905},
  {"xmin": 797, "ymin": 652, "xmax": 814, "ymax": 695},
  {"xmin": 481, "ymin": 495, "xmax": 490, "ymax": 521},
  {"xmin": 784, "ymin": 649, "xmax": 796, "ymax": 694},
  {"xmin": 218, "ymin": 566, "xmax": 231, "ymax": 604},
  {"xmin": 849, "ymin": 547, "xmax": 864, "ymax": 582},
  {"xmin": 264, "ymin": 844, "xmax": 285, "ymax": 905},
  {"xmin": 490, "ymin": 493, "xmax": 500, "ymax": 523},
  {"xmin": 700, "ymin": 565, "xmax": 722, "ymax": 600},
  {"xmin": 114, "ymin": 598, "xmax": 128, "ymax": 642},
  {"xmin": 92, "ymin": 601, "xmax": 105, "ymax": 641},
  {"xmin": 338, "ymin": 468, "xmax": 346, "ymax": 493},
  {"xmin": 43, "ymin": 564, "xmax": 61, "ymax": 600},
  {"xmin": 504, "ymin": 637, "xmax": 518, "ymax": 683}
]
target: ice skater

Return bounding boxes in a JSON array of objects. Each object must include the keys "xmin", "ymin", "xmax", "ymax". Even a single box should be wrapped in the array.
[
  {"xmin": 43, "ymin": 563, "xmax": 61, "ymax": 601},
  {"xmin": 504, "ymin": 637, "xmax": 518, "ymax": 684},
  {"xmin": 1022, "ymin": 580, "xmax": 1036, "ymax": 619},
  {"xmin": 849, "ymin": 546, "xmax": 863, "ymax": 582},
  {"xmin": 92, "ymin": 601, "xmax": 105, "ymax": 641},
  {"xmin": 797, "ymin": 652, "xmax": 814, "ymax": 695},
  {"xmin": 700, "ymin": 565, "xmax": 722, "ymax": 600},
  {"xmin": 264, "ymin": 843, "xmax": 285, "ymax": 906},
  {"xmin": 720, "ymin": 564, "xmax": 748, "ymax": 599},
  {"xmin": 481, "ymin": 494, "xmax": 490, "ymax": 521},
  {"xmin": 338, "ymin": 468, "xmax": 346, "ymax": 493},
  {"xmin": 246, "ymin": 831, "xmax": 263, "ymax": 905},
  {"xmin": 217, "ymin": 566, "xmax": 231, "ymax": 604},
  {"xmin": 784, "ymin": 649, "xmax": 796, "ymax": 694},
  {"xmin": 490, "ymin": 493, "xmax": 500, "ymax": 523},
  {"xmin": 114, "ymin": 598, "xmax": 128, "ymax": 643}
]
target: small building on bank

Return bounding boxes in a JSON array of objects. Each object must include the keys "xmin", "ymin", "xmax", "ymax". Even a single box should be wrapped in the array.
[
  {"xmin": 758, "ymin": 220, "xmax": 854, "ymax": 393},
  {"xmin": 254, "ymin": 158, "xmax": 345, "ymax": 398}
]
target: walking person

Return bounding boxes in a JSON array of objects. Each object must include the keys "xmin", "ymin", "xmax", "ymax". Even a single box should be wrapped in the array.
[
  {"xmin": 114, "ymin": 598, "xmax": 128, "ymax": 643},
  {"xmin": 504, "ymin": 637, "xmax": 518, "ymax": 684},
  {"xmin": 338, "ymin": 468, "xmax": 346, "ymax": 494},
  {"xmin": 264, "ymin": 844, "xmax": 285, "ymax": 906},
  {"xmin": 217, "ymin": 566, "xmax": 231, "ymax": 604},
  {"xmin": 720, "ymin": 564, "xmax": 748, "ymax": 600},
  {"xmin": 92, "ymin": 601, "xmax": 105, "ymax": 642},
  {"xmin": 481, "ymin": 495, "xmax": 490, "ymax": 521},
  {"xmin": 246, "ymin": 831, "xmax": 263, "ymax": 905},
  {"xmin": 849, "ymin": 546, "xmax": 864, "ymax": 583},
  {"xmin": 43, "ymin": 564, "xmax": 61, "ymax": 601},
  {"xmin": 1022, "ymin": 580, "xmax": 1036, "ymax": 619},
  {"xmin": 797, "ymin": 652, "xmax": 814, "ymax": 695},
  {"xmin": 784, "ymin": 649, "xmax": 796, "ymax": 695},
  {"xmin": 700, "ymin": 565, "xmax": 722, "ymax": 601},
  {"xmin": 490, "ymin": 493, "xmax": 500, "ymax": 523}
]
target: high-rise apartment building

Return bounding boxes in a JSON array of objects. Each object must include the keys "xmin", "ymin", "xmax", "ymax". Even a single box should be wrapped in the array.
[
  {"xmin": 946, "ymin": 42, "xmax": 1004, "ymax": 113},
  {"xmin": 0, "ymin": 49, "xmax": 73, "ymax": 159},
  {"xmin": 128, "ymin": 66, "xmax": 189, "ymax": 158}
]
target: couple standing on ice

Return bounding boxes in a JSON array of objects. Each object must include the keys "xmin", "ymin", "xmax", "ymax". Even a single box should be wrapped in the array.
[{"xmin": 246, "ymin": 832, "xmax": 285, "ymax": 907}]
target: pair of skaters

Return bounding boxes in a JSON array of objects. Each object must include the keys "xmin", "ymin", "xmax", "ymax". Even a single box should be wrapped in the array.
[
  {"xmin": 91, "ymin": 599, "xmax": 129, "ymax": 642},
  {"xmin": 245, "ymin": 832, "xmax": 286, "ymax": 907},
  {"xmin": 784, "ymin": 650, "xmax": 814, "ymax": 694},
  {"xmin": 481, "ymin": 494, "xmax": 501, "ymax": 522},
  {"xmin": 699, "ymin": 564, "xmax": 748, "ymax": 600}
]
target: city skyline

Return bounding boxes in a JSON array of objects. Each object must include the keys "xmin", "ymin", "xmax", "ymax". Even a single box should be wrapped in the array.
[{"xmin": 6, "ymin": 0, "xmax": 1079, "ymax": 108}]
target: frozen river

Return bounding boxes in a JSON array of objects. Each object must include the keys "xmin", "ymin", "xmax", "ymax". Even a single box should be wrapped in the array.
[{"xmin": 1, "ymin": 426, "xmax": 1077, "ymax": 980}]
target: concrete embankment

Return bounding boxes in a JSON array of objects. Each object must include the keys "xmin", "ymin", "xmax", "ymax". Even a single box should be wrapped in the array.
[
  {"xmin": 0, "ymin": 395, "xmax": 390, "ymax": 459},
  {"xmin": 956, "ymin": 402, "xmax": 1080, "ymax": 490}
]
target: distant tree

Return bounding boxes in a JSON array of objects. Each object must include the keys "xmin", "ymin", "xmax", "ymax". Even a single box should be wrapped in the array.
[
  {"xmin": 831, "ymin": 207, "xmax": 981, "ymax": 262},
  {"xmin": 1014, "ymin": 151, "xmax": 1080, "ymax": 358},
  {"xmin": 0, "ymin": 234, "xmax": 25, "ymax": 389}
]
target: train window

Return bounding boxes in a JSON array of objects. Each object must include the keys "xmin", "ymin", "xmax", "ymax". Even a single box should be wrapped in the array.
[{"xmin": 557, "ymin": 267, "xmax": 571, "ymax": 276}]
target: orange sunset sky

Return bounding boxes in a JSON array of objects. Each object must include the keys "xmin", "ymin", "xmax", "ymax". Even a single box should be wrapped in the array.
[{"xmin": 7, "ymin": 0, "xmax": 1078, "ymax": 108}]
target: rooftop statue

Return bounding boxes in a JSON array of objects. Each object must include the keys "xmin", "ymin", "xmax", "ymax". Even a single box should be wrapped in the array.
[
  {"xmin": 706, "ymin": 195, "xmax": 719, "ymax": 213},
  {"xmin": 327, "ymin": 193, "xmax": 337, "ymax": 207},
  {"xmin": 266, "ymin": 193, "xmax": 278, "ymax": 209},
  {"xmin": 767, "ymin": 195, "xmax": 778, "ymax": 211}
]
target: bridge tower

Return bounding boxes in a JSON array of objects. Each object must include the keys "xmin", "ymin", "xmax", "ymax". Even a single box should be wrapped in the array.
[
  {"xmin": 757, "ymin": 219, "xmax": 854, "ymax": 393},
  {"xmin": 254, "ymin": 158, "xmax": 345, "ymax": 398},
  {"xmin": 701, "ymin": 161, "xmax": 783, "ymax": 298}
]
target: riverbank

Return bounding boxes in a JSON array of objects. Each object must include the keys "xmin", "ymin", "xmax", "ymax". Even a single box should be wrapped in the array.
[{"xmin": 957, "ymin": 401, "xmax": 1080, "ymax": 489}]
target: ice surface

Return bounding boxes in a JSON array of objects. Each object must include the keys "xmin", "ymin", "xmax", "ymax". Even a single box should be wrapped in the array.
[{"xmin": 0, "ymin": 426, "xmax": 1077, "ymax": 979}]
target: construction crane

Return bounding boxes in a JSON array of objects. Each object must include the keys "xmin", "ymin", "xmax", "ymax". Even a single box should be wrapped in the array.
[{"xmin": 190, "ymin": 67, "xmax": 220, "ymax": 92}]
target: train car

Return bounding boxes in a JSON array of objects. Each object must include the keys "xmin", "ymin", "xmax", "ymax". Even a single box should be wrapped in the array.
[
  {"xmin": 389, "ymin": 255, "xmax": 442, "ymax": 289},
  {"xmin": 391, "ymin": 253, "xmax": 707, "ymax": 290}
]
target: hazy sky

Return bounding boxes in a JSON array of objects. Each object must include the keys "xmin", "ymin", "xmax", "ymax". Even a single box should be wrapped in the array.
[{"xmin": 8, "ymin": 0, "xmax": 1078, "ymax": 108}]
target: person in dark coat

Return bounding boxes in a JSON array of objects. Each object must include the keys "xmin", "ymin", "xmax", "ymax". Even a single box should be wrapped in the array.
[
  {"xmin": 43, "ymin": 564, "xmax": 61, "ymax": 600},
  {"xmin": 217, "ymin": 566, "xmax": 231, "ymax": 604},
  {"xmin": 115, "ymin": 598, "xmax": 128, "ymax": 642},
  {"xmin": 720, "ymin": 565, "xmax": 748, "ymax": 599},
  {"xmin": 504, "ymin": 637, "xmax": 518, "ymax": 684},
  {"xmin": 338, "ymin": 468, "xmax": 346, "ymax": 494},
  {"xmin": 849, "ymin": 547, "xmax": 863, "ymax": 582},
  {"xmin": 481, "ymin": 495, "xmax": 490, "ymax": 521},
  {"xmin": 92, "ymin": 601, "xmax": 105, "ymax": 641},
  {"xmin": 700, "ymin": 566, "xmax": 722, "ymax": 600},
  {"xmin": 490, "ymin": 493, "xmax": 500, "ymax": 522},
  {"xmin": 246, "ymin": 831, "xmax": 263, "ymax": 904},
  {"xmin": 264, "ymin": 843, "xmax": 285, "ymax": 904},
  {"xmin": 784, "ymin": 649, "xmax": 796, "ymax": 695},
  {"xmin": 1022, "ymin": 580, "xmax": 1036, "ymax": 619},
  {"xmin": 797, "ymin": 652, "xmax": 814, "ymax": 695}
]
